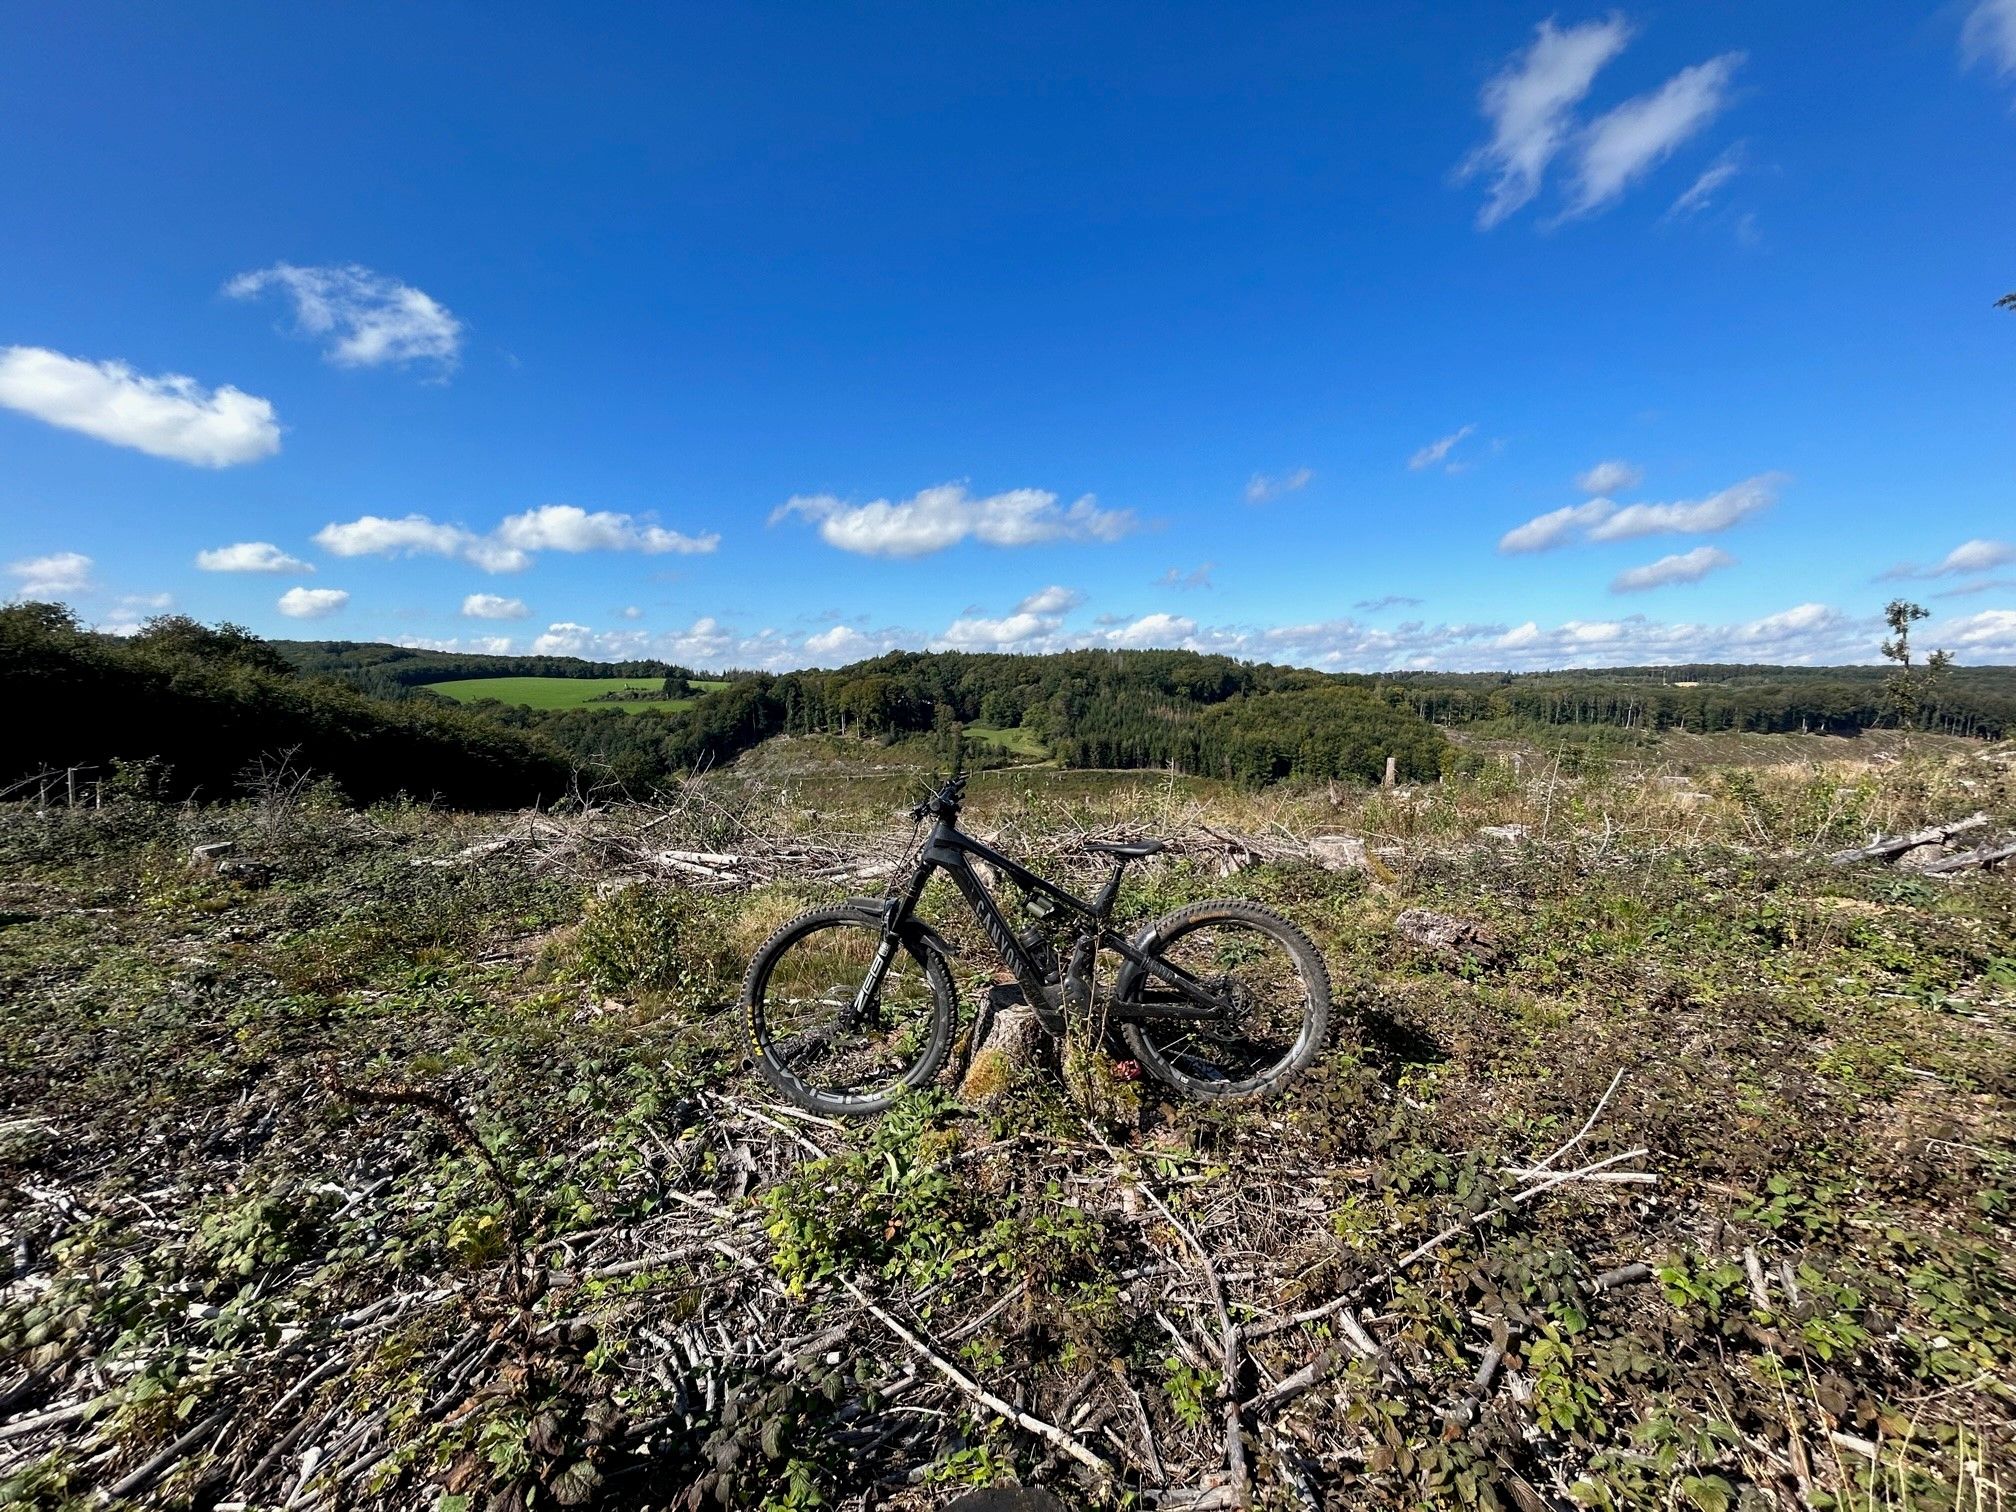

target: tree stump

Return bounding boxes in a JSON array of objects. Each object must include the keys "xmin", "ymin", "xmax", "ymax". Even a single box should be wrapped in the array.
[{"xmin": 958, "ymin": 999, "xmax": 1052, "ymax": 1108}]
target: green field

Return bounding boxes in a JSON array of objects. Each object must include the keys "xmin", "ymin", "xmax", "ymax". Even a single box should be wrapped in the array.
[
  {"xmin": 422, "ymin": 676, "xmax": 728, "ymax": 712},
  {"xmin": 963, "ymin": 721, "xmax": 1049, "ymax": 757}
]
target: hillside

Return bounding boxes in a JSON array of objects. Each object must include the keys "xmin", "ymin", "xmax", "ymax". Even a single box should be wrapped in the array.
[
  {"xmin": 10, "ymin": 612, "xmax": 2016, "ymax": 809},
  {"xmin": 2, "ymin": 736, "xmax": 2010, "ymax": 1508},
  {"xmin": 0, "ymin": 607, "xmax": 572, "ymax": 808}
]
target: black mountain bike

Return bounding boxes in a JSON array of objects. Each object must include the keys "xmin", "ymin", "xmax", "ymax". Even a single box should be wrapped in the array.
[{"xmin": 742, "ymin": 774, "xmax": 1331, "ymax": 1115}]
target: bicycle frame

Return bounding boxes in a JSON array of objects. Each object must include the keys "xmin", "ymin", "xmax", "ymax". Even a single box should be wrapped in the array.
[{"xmin": 851, "ymin": 812, "xmax": 1232, "ymax": 1024}]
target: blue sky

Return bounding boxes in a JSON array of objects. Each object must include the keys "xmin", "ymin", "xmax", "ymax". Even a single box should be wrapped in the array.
[{"xmin": 3, "ymin": 1, "xmax": 2014, "ymax": 671}]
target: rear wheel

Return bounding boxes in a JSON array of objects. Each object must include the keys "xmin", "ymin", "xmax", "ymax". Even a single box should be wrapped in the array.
[
  {"xmin": 743, "ymin": 906, "xmax": 956, "ymax": 1116},
  {"xmin": 1117, "ymin": 899, "xmax": 1330, "ymax": 1099}
]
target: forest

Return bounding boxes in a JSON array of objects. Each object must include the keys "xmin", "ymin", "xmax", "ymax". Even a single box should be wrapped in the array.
[
  {"xmin": 0, "ymin": 605, "xmax": 572, "ymax": 808},
  {"xmin": 7, "ymin": 607, "xmax": 2013, "ymax": 808},
  {"xmin": 1379, "ymin": 662, "xmax": 2016, "ymax": 739}
]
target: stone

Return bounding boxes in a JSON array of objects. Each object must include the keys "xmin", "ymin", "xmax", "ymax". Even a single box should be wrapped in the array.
[
  {"xmin": 1477, "ymin": 824, "xmax": 1529, "ymax": 842},
  {"xmin": 1895, "ymin": 842, "xmax": 1949, "ymax": 871},
  {"xmin": 1308, "ymin": 834, "xmax": 1370, "ymax": 871},
  {"xmin": 190, "ymin": 841, "xmax": 234, "ymax": 864}
]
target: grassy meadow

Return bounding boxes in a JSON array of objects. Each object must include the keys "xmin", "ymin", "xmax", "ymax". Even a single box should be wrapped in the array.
[
  {"xmin": 1, "ymin": 731, "xmax": 2012, "ymax": 1509},
  {"xmin": 421, "ymin": 676, "xmax": 731, "ymax": 711}
]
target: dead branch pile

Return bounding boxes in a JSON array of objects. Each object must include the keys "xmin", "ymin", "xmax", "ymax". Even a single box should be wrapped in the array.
[{"xmin": 411, "ymin": 803, "xmax": 1400, "ymax": 891}]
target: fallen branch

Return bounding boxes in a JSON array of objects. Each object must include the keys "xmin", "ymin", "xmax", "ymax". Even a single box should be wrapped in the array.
[
  {"xmin": 837, "ymin": 1275, "xmax": 1113, "ymax": 1482},
  {"xmin": 1251, "ymin": 1145, "xmax": 1653, "ymax": 1346},
  {"xmin": 0, "ymin": 1399, "xmax": 95, "ymax": 1442},
  {"xmin": 1827, "ymin": 812, "xmax": 1988, "ymax": 865},
  {"xmin": 1086, "ymin": 1121, "xmax": 1250, "ymax": 1509},
  {"xmin": 1593, "ymin": 1262, "xmax": 1654, "ymax": 1292},
  {"xmin": 1918, "ymin": 839, "xmax": 2016, "ymax": 875},
  {"xmin": 106, "ymin": 1403, "xmax": 235, "ymax": 1500}
]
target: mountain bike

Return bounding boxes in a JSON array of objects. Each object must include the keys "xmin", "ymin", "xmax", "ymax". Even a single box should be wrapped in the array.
[{"xmin": 742, "ymin": 773, "xmax": 1331, "ymax": 1115}]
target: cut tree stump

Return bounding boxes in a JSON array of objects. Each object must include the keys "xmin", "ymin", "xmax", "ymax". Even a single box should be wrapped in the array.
[{"xmin": 958, "ymin": 1000, "xmax": 1052, "ymax": 1108}]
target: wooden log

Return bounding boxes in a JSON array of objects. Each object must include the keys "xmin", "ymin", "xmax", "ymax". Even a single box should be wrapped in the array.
[
  {"xmin": 1917, "ymin": 840, "xmax": 2016, "ymax": 875},
  {"xmin": 1827, "ymin": 812, "xmax": 1988, "ymax": 865}
]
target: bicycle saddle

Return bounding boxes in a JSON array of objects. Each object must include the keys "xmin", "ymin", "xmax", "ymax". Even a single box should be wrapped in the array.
[{"xmin": 1083, "ymin": 838, "xmax": 1167, "ymax": 858}]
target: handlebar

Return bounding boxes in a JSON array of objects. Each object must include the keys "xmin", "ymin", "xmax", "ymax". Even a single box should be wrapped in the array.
[{"xmin": 909, "ymin": 773, "xmax": 968, "ymax": 822}]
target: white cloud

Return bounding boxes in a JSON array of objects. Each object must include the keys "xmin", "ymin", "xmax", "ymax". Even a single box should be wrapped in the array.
[
  {"xmin": 1499, "ymin": 498, "xmax": 1618, "ymax": 553},
  {"xmin": 313, "ymin": 513, "xmax": 507, "ymax": 568},
  {"xmin": 1575, "ymin": 458, "xmax": 1642, "ymax": 494},
  {"xmin": 1461, "ymin": 16, "xmax": 1632, "ymax": 228},
  {"xmin": 1963, "ymin": 0, "xmax": 2016, "ymax": 76},
  {"xmin": 1610, "ymin": 545, "xmax": 1736, "ymax": 592},
  {"xmin": 772, "ymin": 483, "xmax": 1136, "ymax": 558},
  {"xmin": 938, "ymin": 611, "xmax": 1061, "ymax": 650},
  {"xmin": 395, "ymin": 634, "xmax": 514, "ymax": 655},
  {"xmin": 6, "ymin": 551, "xmax": 94, "ymax": 597},
  {"xmin": 1244, "ymin": 467, "xmax": 1314, "ymax": 504},
  {"xmin": 1102, "ymin": 612, "xmax": 1200, "ymax": 649},
  {"xmin": 1017, "ymin": 585, "xmax": 1084, "ymax": 615},
  {"xmin": 313, "ymin": 506, "xmax": 715, "ymax": 573},
  {"xmin": 1666, "ymin": 149, "xmax": 1741, "ymax": 219},
  {"xmin": 1353, "ymin": 594, "xmax": 1422, "ymax": 613},
  {"xmin": 226, "ymin": 262, "xmax": 462, "ymax": 370},
  {"xmin": 934, "ymin": 586, "xmax": 1089, "ymax": 652},
  {"xmin": 803, "ymin": 624, "xmax": 879, "ymax": 662},
  {"xmin": 495, "ymin": 504, "xmax": 718, "ymax": 556},
  {"xmin": 196, "ymin": 541, "xmax": 312, "ymax": 573},
  {"xmin": 0, "ymin": 346, "xmax": 279, "ymax": 467},
  {"xmin": 1501, "ymin": 474, "xmax": 1781, "ymax": 552},
  {"xmin": 1883, "ymin": 538, "xmax": 2016, "ymax": 580},
  {"xmin": 1568, "ymin": 54, "xmax": 1743, "ymax": 218},
  {"xmin": 1942, "ymin": 608, "xmax": 2016, "ymax": 656},
  {"xmin": 1409, "ymin": 424, "xmax": 1476, "ymax": 472},
  {"xmin": 530, "ymin": 621, "xmax": 596, "ymax": 655},
  {"xmin": 620, "ymin": 605, "xmax": 643, "ymax": 619},
  {"xmin": 1585, "ymin": 472, "xmax": 1783, "ymax": 542},
  {"xmin": 471, "ymin": 596, "xmax": 1939, "ymax": 676},
  {"xmin": 461, "ymin": 593, "xmax": 529, "ymax": 620},
  {"xmin": 1939, "ymin": 539, "xmax": 2016, "ymax": 574},
  {"xmin": 277, "ymin": 586, "xmax": 348, "ymax": 619}
]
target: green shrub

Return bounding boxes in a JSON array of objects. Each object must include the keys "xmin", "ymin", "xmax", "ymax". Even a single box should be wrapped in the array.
[{"xmin": 570, "ymin": 884, "xmax": 738, "ymax": 997}]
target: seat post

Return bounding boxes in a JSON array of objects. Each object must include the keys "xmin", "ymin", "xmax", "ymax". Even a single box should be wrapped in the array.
[{"xmin": 1092, "ymin": 861, "xmax": 1127, "ymax": 918}]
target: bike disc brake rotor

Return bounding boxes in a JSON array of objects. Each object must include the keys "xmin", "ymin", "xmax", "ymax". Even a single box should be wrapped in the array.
[{"xmin": 1194, "ymin": 973, "xmax": 1254, "ymax": 1044}]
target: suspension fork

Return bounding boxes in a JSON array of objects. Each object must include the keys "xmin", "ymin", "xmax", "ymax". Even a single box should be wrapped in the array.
[{"xmin": 849, "ymin": 864, "xmax": 932, "ymax": 1022}]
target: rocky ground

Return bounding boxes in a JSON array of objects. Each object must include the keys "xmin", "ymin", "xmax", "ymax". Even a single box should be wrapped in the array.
[{"xmin": 2, "ymin": 740, "xmax": 2013, "ymax": 1510}]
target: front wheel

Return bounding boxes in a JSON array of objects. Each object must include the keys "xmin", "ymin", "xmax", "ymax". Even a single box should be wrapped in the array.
[
  {"xmin": 743, "ymin": 906, "xmax": 956, "ymax": 1116},
  {"xmin": 1116, "ymin": 899, "xmax": 1330, "ymax": 1100}
]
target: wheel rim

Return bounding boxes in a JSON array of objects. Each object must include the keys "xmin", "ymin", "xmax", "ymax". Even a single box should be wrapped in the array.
[
  {"xmin": 1132, "ymin": 918, "xmax": 1313, "ymax": 1089},
  {"xmin": 755, "ymin": 919, "xmax": 941, "ymax": 1103}
]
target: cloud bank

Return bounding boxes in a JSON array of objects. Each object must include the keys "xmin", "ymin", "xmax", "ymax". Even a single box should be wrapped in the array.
[
  {"xmin": 772, "ymin": 484, "xmax": 1135, "ymax": 558},
  {"xmin": 313, "ymin": 506, "xmax": 718, "ymax": 572}
]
